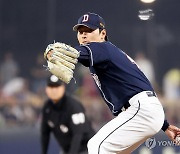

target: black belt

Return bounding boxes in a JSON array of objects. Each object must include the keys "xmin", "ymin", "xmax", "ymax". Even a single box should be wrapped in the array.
[
  {"xmin": 123, "ymin": 91, "xmax": 156, "ymax": 110},
  {"xmin": 146, "ymin": 91, "xmax": 157, "ymax": 97}
]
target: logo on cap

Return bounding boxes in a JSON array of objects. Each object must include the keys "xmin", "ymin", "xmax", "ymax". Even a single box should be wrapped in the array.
[
  {"xmin": 50, "ymin": 75, "xmax": 59, "ymax": 83},
  {"xmin": 47, "ymin": 75, "xmax": 63, "ymax": 87},
  {"xmin": 73, "ymin": 12, "xmax": 106, "ymax": 31},
  {"xmin": 82, "ymin": 14, "xmax": 89, "ymax": 22},
  {"xmin": 100, "ymin": 22, "xmax": 105, "ymax": 28}
]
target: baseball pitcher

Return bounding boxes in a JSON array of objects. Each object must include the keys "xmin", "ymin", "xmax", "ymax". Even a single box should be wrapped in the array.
[{"xmin": 44, "ymin": 12, "xmax": 180, "ymax": 154}]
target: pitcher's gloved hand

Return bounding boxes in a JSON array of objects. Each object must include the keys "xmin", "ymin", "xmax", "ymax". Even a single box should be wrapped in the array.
[{"xmin": 44, "ymin": 42, "xmax": 79, "ymax": 84}]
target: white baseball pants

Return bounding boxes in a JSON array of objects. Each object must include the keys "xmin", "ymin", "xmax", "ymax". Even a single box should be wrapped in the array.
[{"xmin": 87, "ymin": 91, "xmax": 165, "ymax": 154}]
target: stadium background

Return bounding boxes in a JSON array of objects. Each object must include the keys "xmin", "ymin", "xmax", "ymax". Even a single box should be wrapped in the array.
[{"xmin": 0, "ymin": 0, "xmax": 179, "ymax": 154}]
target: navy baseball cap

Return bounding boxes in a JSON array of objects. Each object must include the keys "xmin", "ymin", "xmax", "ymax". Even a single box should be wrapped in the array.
[
  {"xmin": 47, "ymin": 75, "xmax": 64, "ymax": 87},
  {"xmin": 73, "ymin": 12, "xmax": 106, "ymax": 31}
]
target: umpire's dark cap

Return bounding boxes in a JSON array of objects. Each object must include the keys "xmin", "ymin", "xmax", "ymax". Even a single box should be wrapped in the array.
[
  {"xmin": 47, "ymin": 75, "xmax": 64, "ymax": 87},
  {"xmin": 73, "ymin": 12, "xmax": 106, "ymax": 31}
]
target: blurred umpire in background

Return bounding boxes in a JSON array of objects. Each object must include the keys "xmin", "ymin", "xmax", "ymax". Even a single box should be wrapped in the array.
[{"xmin": 41, "ymin": 75, "xmax": 95, "ymax": 154}]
